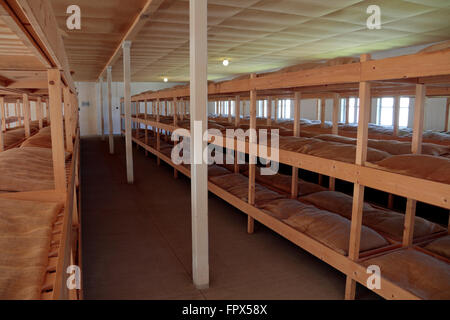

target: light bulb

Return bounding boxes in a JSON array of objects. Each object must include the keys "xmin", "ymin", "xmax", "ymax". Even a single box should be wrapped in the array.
[{"xmin": 222, "ymin": 59, "xmax": 229, "ymax": 67}]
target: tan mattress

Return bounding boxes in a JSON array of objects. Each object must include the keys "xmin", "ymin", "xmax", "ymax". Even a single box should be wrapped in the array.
[
  {"xmin": 21, "ymin": 132, "xmax": 52, "ymax": 149},
  {"xmin": 0, "ymin": 198, "xmax": 63, "ymax": 300},
  {"xmin": 373, "ymin": 154, "xmax": 450, "ymax": 184},
  {"xmin": 0, "ymin": 147, "xmax": 55, "ymax": 192},
  {"xmin": 209, "ymin": 173, "xmax": 285, "ymax": 206},
  {"xmin": 424, "ymin": 236, "xmax": 450, "ymax": 260},
  {"xmin": 362, "ymin": 249, "xmax": 450, "ymax": 299},
  {"xmin": 300, "ymin": 191, "xmax": 444, "ymax": 241}
]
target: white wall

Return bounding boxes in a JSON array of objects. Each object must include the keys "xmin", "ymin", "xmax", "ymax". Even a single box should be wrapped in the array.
[{"xmin": 76, "ymin": 81, "xmax": 184, "ymax": 136}]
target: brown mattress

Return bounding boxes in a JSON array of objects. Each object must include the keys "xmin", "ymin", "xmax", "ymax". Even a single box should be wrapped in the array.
[
  {"xmin": 373, "ymin": 154, "xmax": 450, "ymax": 184},
  {"xmin": 209, "ymin": 173, "xmax": 285, "ymax": 206},
  {"xmin": 0, "ymin": 147, "xmax": 55, "ymax": 192},
  {"xmin": 362, "ymin": 249, "xmax": 450, "ymax": 299},
  {"xmin": 21, "ymin": 132, "xmax": 52, "ymax": 149},
  {"xmin": 0, "ymin": 198, "xmax": 63, "ymax": 300},
  {"xmin": 424, "ymin": 236, "xmax": 450, "ymax": 260},
  {"xmin": 300, "ymin": 191, "xmax": 444, "ymax": 241}
]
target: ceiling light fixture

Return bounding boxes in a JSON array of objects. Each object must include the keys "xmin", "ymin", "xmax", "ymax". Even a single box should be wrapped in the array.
[
  {"xmin": 222, "ymin": 59, "xmax": 229, "ymax": 67},
  {"xmin": 163, "ymin": 77, "xmax": 168, "ymax": 82}
]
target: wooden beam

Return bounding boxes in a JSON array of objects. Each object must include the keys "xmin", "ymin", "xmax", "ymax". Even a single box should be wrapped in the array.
[
  {"xmin": 320, "ymin": 98, "xmax": 326, "ymax": 127},
  {"xmin": 107, "ymin": 66, "xmax": 114, "ymax": 154},
  {"xmin": 37, "ymin": 96, "xmax": 43, "ymax": 129},
  {"xmin": 0, "ymin": 96, "xmax": 4, "ymax": 151},
  {"xmin": 345, "ymin": 54, "xmax": 371, "ymax": 300},
  {"xmin": 267, "ymin": 96, "xmax": 272, "ymax": 126},
  {"xmin": 190, "ymin": 0, "xmax": 209, "ymax": 290},
  {"xmin": 403, "ymin": 84, "xmax": 426, "ymax": 248},
  {"xmin": 123, "ymin": 41, "xmax": 134, "ymax": 184},
  {"xmin": 330, "ymin": 93, "xmax": 340, "ymax": 191},
  {"xmin": 98, "ymin": 0, "xmax": 156, "ymax": 79},
  {"xmin": 99, "ymin": 77, "xmax": 105, "ymax": 140},
  {"xmin": 234, "ymin": 95, "xmax": 240, "ymax": 127},
  {"xmin": 445, "ymin": 98, "xmax": 450, "ymax": 132},
  {"xmin": 248, "ymin": 73, "xmax": 257, "ymax": 234},
  {"xmin": 47, "ymin": 69, "xmax": 66, "ymax": 192},
  {"xmin": 63, "ymin": 86, "xmax": 73, "ymax": 152},
  {"xmin": 22, "ymin": 93, "xmax": 30, "ymax": 137},
  {"xmin": 345, "ymin": 97, "xmax": 350, "ymax": 124},
  {"xmin": 393, "ymin": 95, "xmax": 400, "ymax": 136},
  {"xmin": 291, "ymin": 92, "xmax": 301, "ymax": 198}
]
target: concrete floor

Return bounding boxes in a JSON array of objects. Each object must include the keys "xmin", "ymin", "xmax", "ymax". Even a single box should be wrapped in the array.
[{"xmin": 81, "ymin": 136, "xmax": 378, "ymax": 300}]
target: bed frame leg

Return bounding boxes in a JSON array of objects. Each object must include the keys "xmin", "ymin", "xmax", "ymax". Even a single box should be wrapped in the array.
[
  {"xmin": 247, "ymin": 216, "xmax": 254, "ymax": 234},
  {"xmin": 345, "ymin": 277, "xmax": 356, "ymax": 300},
  {"xmin": 387, "ymin": 194, "xmax": 394, "ymax": 209}
]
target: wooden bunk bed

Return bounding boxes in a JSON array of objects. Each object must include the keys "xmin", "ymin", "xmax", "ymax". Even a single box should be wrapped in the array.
[
  {"xmin": 0, "ymin": 0, "xmax": 81, "ymax": 300},
  {"xmin": 120, "ymin": 45, "xmax": 450, "ymax": 300}
]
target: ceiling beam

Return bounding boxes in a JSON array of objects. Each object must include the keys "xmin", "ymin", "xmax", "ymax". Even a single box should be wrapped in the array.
[{"xmin": 97, "ymin": 0, "xmax": 159, "ymax": 80}]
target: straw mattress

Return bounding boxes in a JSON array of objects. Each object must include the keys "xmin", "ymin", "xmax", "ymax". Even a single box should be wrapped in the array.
[
  {"xmin": 424, "ymin": 236, "xmax": 450, "ymax": 260},
  {"xmin": 362, "ymin": 249, "xmax": 450, "ymax": 299},
  {"xmin": 0, "ymin": 198, "xmax": 63, "ymax": 299}
]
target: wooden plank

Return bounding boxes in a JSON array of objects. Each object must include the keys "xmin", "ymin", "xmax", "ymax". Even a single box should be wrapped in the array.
[
  {"xmin": 291, "ymin": 92, "xmax": 301, "ymax": 198},
  {"xmin": 332, "ymin": 93, "xmax": 340, "ymax": 135},
  {"xmin": 267, "ymin": 96, "xmax": 272, "ymax": 126},
  {"xmin": 37, "ymin": 96, "xmax": 43, "ymax": 129},
  {"xmin": 22, "ymin": 93, "xmax": 30, "ymax": 137},
  {"xmin": 63, "ymin": 86, "xmax": 73, "ymax": 152},
  {"xmin": 99, "ymin": 77, "xmax": 104, "ymax": 140},
  {"xmin": 403, "ymin": 84, "xmax": 426, "ymax": 247},
  {"xmin": 345, "ymin": 54, "xmax": 371, "ymax": 300},
  {"xmin": 393, "ymin": 95, "xmax": 400, "ymax": 136},
  {"xmin": 190, "ymin": 0, "xmax": 209, "ymax": 289},
  {"xmin": 345, "ymin": 97, "xmax": 350, "ymax": 124},
  {"xmin": 320, "ymin": 98, "xmax": 326, "ymax": 127},
  {"xmin": 248, "ymin": 73, "xmax": 257, "ymax": 234},
  {"xmin": 445, "ymin": 98, "xmax": 450, "ymax": 132},
  {"xmin": 123, "ymin": 41, "xmax": 134, "ymax": 184},
  {"xmin": 47, "ymin": 68, "xmax": 66, "ymax": 192},
  {"xmin": 0, "ymin": 96, "xmax": 3, "ymax": 151},
  {"xmin": 107, "ymin": 66, "xmax": 114, "ymax": 154}
]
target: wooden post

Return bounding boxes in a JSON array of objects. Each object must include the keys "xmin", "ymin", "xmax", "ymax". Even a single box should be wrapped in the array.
[
  {"xmin": 403, "ymin": 84, "xmax": 426, "ymax": 247},
  {"xmin": 63, "ymin": 87, "xmax": 74, "ymax": 152},
  {"xmin": 156, "ymin": 99, "xmax": 161, "ymax": 166},
  {"xmin": 47, "ymin": 69, "xmax": 67, "ymax": 192},
  {"xmin": 15, "ymin": 100, "xmax": 20, "ymax": 127},
  {"xmin": 0, "ymin": 97, "xmax": 4, "ymax": 151},
  {"xmin": 393, "ymin": 95, "xmax": 400, "ymax": 136},
  {"xmin": 144, "ymin": 100, "xmax": 148, "ymax": 156},
  {"xmin": 234, "ymin": 95, "xmax": 241, "ymax": 174},
  {"xmin": 173, "ymin": 97, "xmax": 178, "ymax": 179},
  {"xmin": 190, "ymin": 0, "xmax": 209, "ymax": 289},
  {"xmin": 267, "ymin": 97, "xmax": 272, "ymax": 126},
  {"xmin": 329, "ymin": 93, "xmax": 340, "ymax": 191},
  {"xmin": 23, "ymin": 94, "xmax": 31, "ymax": 138},
  {"xmin": 99, "ymin": 77, "xmax": 105, "ymax": 140},
  {"xmin": 320, "ymin": 98, "xmax": 326, "ymax": 128},
  {"xmin": 445, "ymin": 98, "xmax": 450, "ymax": 132},
  {"xmin": 107, "ymin": 66, "xmax": 114, "ymax": 154},
  {"xmin": 345, "ymin": 54, "xmax": 371, "ymax": 300},
  {"xmin": 123, "ymin": 41, "xmax": 134, "ymax": 184},
  {"xmin": 274, "ymin": 99, "xmax": 278, "ymax": 122},
  {"xmin": 291, "ymin": 92, "xmax": 301, "ymax": 199},
  {"xmin": 228, "ymin": 100, "xmax": 232, "ymax": 123},
  {"xmin": 248, "ymin": 73, "xmax": 257, "ymax": 234},
  {"xmin": 37, "ymin": 97, "xmax": 43, "ymax": 129},
  {"xmin": 345, "ymin": 97, "xmax": 350, "ymax": 124}
]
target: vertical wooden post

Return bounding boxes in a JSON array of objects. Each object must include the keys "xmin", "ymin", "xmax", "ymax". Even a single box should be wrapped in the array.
[
  {"xmin": 15, "ymin": 100, "xmax": 20, "ymax": 127},
  {"xmin": 156, "ymin": 99, "xmax": 161, "ymax": 166},
  {"xmin": 37, "ymin": 97, "xmax": 43, "ymax": 129},
  {"xmin": 173, "ymin": 97, "xmax": 178, "ymax": 179},
  {"xmin": 445, "ymin": 98, "xmax": 450, "ymax": 132},
  {"xmin": 228, "ymin": 100, "xmax": 232, "ymax": 123},
  {"xmin": 291, "ymin": 92, "xmax": 301, "ymax": 199},
  {"xmin": 123, "ymin": 41, "xmax": 134, "ymax": 184},
  {"xmin": 267, "ymin": 97, "xmax": 272, "ymax": 126},
  {"xmin": 345, "ymin": 97, "xmax": 350, "ymax": 124},
  {"xmin": 234, "ymin": 96, "xmax": 240, "ymax": 127},
  {"xmin": 330, "ymin": 93, "xmax": 340, "ymax": 191},
  {"xmin": 144, "ymin": 100, "xmax": 148, "ymax": 156},
  {"xmin": 47, "ymin": 69, "xmax": 67, "ymax": 192},
  {"xmin": 107, "ymin": 66, "xmax": 114, "ymax": 154},
  {"xmin": 23, "ymin": 94, "xmax": 31, "ymax": 138},
  {"xmin": 393, "ymin": 95, "xmax": 400, "ymax": 136},
  {"xmin": 247, "ymin": 73, "xmax": 257, "ymax": 234},
  {"xmin": 0, "ymin": 97, "xmax": 4, "ymax": 151},
  {"xmin": 320, "ymin": 98, "xmax": 326, "ymax": 128},
  {"xmin": 99, "ymin": 77, "xmax": 105, "ymax": 140},
  {"xmin": 345, "ymin": 54, "xmax": 371, "ymax": 300},
  {"xmin": 403, "ymin": 84, "xmax": 426, "ymax": 247},
  {"xmin": 190, "ymin": 0, "xmax": 209, "ymax": 289},
  {"xmin": 63, "ymin": 87, "xmax": 74, "ymax": 152},
  {"xmin": 274, "ymin": 99, "xmax": 278, "ymax": 122}
]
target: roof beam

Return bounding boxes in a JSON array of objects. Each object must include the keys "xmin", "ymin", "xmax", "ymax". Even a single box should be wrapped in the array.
[{"xmin": 97, "ymin": 0, "xmax": 157, "ymax": 79}]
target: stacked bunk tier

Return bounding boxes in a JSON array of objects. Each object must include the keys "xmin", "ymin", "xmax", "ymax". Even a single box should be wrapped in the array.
[{"xmin": 0, "ymin": 129, "xmax": 73, "ymax": 299}]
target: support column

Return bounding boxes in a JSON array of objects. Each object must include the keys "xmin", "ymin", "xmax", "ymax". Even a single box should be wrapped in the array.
[
  {"xmin": 37, "ymin": 97, "xmax": 43, "ymax": 129},
  {"xmin": 47, "ymin": 69, "xmax": 67, "ymax": 192},
  {"xmin": 345, "ymin": 97, "xmax": 350, "ymax": 124},
  {"xmin": 23, "ymin": 94, "xmax": 31, "ymax": 138},
  {"xmin": 345, "ymin": 54, "xmax": 371, "ymax": 300},
  {"xmin": 330, "ymin": 93, "xmax": 340, "ymax": 191},
  {"xmin": 0, "ymin": 97, "xmax": 4, "ymax": 151},
  {"xmin": 403, "ymin": 85, "xmax": 426, "ymax": 247},
  {"xmin": 190, "ymin": 0, "xmax": 209, "ymax": 289},
  {"xmin": 444, "ymin": 97, "xmax": 450, "ymax": 132},
  {"xmin": 99, "ymin": 77, "xmax": 105, "ymax": 140},
  {"xmin": 123, "ymin": 41, "xmax": 134, "ymax": 184},
  {"xmin": 107, "ymin": 66, "xmax": 114, "ymax": 154},
  {"xmin": 248, "ymin": 73, "xmax": 257, "ymax": 234},
  {"xmin": 267, "ymin": 97, "xmax": 272, "ymax": 126},
  {"xmin": 393, "ymin": 95, "xmax": 400, "ymax": 136},
  {"xmin": 63, "ymin": 87, "xmax": 74, "ymax": 152},
  {"xmin": 320, "ymin": 98, "xmax": 326, "ymax": 127},
  {"xmin": 291, "ymin": 92, "xmax": 301, "ymax": 198}
]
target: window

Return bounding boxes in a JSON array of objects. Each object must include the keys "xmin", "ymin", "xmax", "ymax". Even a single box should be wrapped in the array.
[
  {"xmin": 277, "ymin": 99, "xmax": 291, "ymax": 119},
  {"xmin": 399, "ymin": 97, "xmax": 409, "ymax": 128},
  {"xmin": 348, "ymin": 98, "xmax": 359, "ymax": 123},
  {"xmin": 377, "ymin": 97, "xmax": 394, "ymax": 126},
  {"xmin": 340, "ymin": 99, "xmax": 346, "ymax": 123}
]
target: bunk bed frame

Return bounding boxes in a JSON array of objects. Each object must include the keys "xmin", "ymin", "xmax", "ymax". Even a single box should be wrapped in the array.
[
  {"xmin": 0, "ymin": 0, "xmax": 81, "ymax": 300},
  {"xmin": 120, "ymin": 47, "xmax": 450, "ymax": 300}
]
